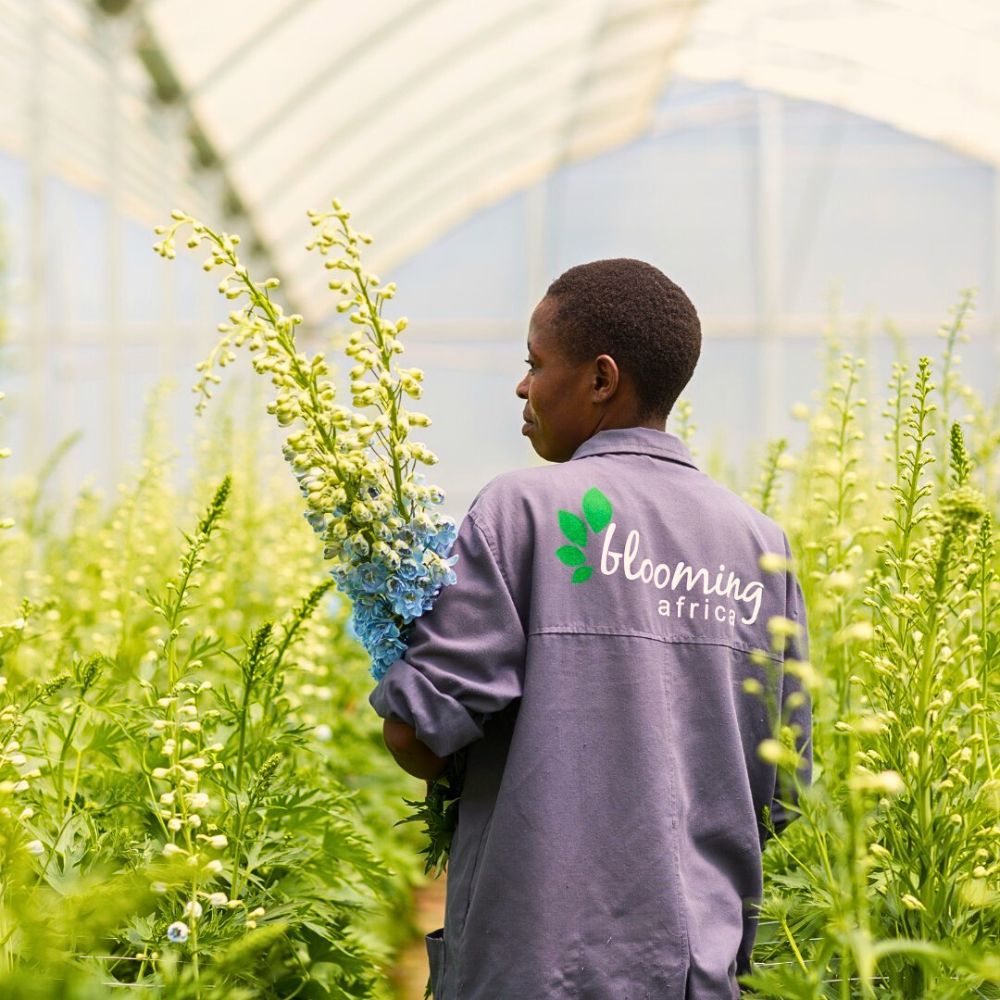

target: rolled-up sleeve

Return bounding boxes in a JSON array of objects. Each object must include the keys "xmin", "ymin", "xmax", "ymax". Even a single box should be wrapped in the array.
[{"xmin": 368, "ymin": 509, "xmax": 527, "ymax": 758}]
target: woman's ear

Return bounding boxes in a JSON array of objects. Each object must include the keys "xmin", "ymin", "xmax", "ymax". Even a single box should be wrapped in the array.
[{"xmin": 593, "ymin": 354, "xmax": 619, "ymax": 400}]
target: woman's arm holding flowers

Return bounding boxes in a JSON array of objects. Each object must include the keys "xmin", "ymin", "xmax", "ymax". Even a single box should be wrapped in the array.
[{"xmin": 369, "ymin": 504, "xmax": 527, "ymax": 758}]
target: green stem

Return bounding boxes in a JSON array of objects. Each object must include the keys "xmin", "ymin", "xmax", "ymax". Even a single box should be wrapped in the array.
[
  {"xmin": 778, "ymin": 910, "xmax": 808, "ymax": 973},
  {"xmin": 897, "ymin": 364, "xmax": 934, "ymax": 594},
  {"xmin": 913, "ymin": 528, "xmax": 952, "ymax": 942},
  {"xmin": 978, "ymin": 530, "xmax": 995, "ymax": 783},
  {"xmin": 356, "ymin": 268, "xmax": 410, "ymax": 521},
  {"xmin": 235, "ymin": 676, "xmax": 253, "ymax": 789},
  {"xmin": 0, "ymin": 878, "xmax": 10, "ymax": 974},
  {"xmin": 54, "ymin": 700, "xmax": 85, "ymax": 808},
  {"xmin": 63, "ymin": 750, "xmax": 84, "ymax": 829},
  {"xmin": 230, "ymin": 804, "xmax": 247, "ymax": 902},
  {"xmin": 230, "ymin": 783, "xmax": 265, "ymax": 902}
]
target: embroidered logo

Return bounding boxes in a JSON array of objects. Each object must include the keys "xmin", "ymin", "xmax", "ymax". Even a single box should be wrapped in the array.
[{"xmin": 554, "ymin": 487, "xmax": 613, "ymax": 584}]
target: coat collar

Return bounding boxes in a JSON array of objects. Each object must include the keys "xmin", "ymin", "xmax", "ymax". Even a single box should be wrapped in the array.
[{"xmin": 569, "ymin": 426, "xmax": 698, "ymax": 470}]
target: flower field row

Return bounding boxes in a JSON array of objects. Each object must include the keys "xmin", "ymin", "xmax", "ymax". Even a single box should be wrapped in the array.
[{"xmin": 730, "ymin": 295, "xmax": 1000, "ymax": 998}]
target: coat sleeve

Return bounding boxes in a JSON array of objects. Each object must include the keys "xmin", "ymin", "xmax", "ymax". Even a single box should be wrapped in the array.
[
  {"xmin": 368, "ymin": 509, "xmax": 527, "ymax": 758},
  {"xmin": 769, "ymin": 536, "xmax": 813, "ymax": 836}
]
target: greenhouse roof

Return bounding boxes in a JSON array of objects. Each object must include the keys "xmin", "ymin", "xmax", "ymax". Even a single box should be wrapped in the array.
[{"xmin": 143, "ymin": 0, "xmax": 1000, "ymax": 317}]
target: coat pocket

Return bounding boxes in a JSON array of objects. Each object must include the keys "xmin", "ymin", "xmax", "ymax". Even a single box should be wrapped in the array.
[{"xmin": 425, "ymin": 926, "xmax": 446, "ymax": 997}]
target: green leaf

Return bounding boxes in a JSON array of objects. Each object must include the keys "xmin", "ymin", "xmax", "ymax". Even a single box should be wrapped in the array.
[
  {"xmin": 555, "ymin": 545, "xmax": 586, "ymax": 566},
  {"xmin": 571, "ymin": 566, "xmax": 593, "ymax": 584},
  {"xmin": 558, "ymin": 510, "xmax": 588, "ymax": 547},
  {"xmin": 582, "ymin": 487, "xmax": 613, "ymax": 533}
]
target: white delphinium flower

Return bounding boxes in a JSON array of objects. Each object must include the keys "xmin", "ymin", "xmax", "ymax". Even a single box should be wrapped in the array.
[
  {"xmin": 149, "ymin": 679, "xmax": 225, "ymax": 875},
  {"xmin": 166, "ymin": 921, "xmax": 190, "ymax": 943}
]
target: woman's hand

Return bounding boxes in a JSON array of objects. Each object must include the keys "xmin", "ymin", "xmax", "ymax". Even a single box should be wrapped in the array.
[{"xmin": 382, "ymin": 719, "xmax": 450, "ymax": 782}]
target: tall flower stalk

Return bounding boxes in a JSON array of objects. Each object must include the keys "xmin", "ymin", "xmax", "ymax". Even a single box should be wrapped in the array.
[{"xmin": 154, "ymin": 201, "xmax": 458, "ymax": 682}]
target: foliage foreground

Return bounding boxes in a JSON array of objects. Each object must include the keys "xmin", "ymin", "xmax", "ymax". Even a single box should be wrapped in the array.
[{"xmin": 0, "ymin": 399, "xmax": 430, "ymax": 999}]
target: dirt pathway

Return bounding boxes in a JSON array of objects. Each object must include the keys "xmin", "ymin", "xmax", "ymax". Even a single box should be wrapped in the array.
[{"xmin": 389, "ymin": 874, "xmax": 447, "ymax": 999}]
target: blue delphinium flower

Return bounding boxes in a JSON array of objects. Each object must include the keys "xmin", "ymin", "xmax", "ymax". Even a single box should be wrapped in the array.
[
  {"xmin": 349, "ymin": 561, "xmax": 391, "ymax": 595},
  {"xmin": 327, "ymin": 505, "xmax": 461, "ymax": 680},
  {"xmin": 356, "ymin": 606, "xmax": 409, "ymax": 679},
  {"xmin": 305, "ymin": 509, "xmax": 328, "ymax": 533},
  {"xmin": 426, "ymin": 520, "xmax": 457, "ymax": 555},
  {"xmin": 396, "ymin": 556, "xmax": 423, "ymax": 582},
  {"xmin": 387, "ymin": 576, "xmax": 427, "ymax": 621},
  {"xmin": 343, "ymin": 534, "xmax": 371, "ymax": 560}
]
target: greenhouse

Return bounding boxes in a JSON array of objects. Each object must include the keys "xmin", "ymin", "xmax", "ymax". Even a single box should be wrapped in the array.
[{"xmin": 0, "ymin": 0, "xmax": 998, "ymax": 997}]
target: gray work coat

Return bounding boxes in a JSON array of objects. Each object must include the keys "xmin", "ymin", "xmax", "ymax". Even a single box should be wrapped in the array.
[{"xmin": 370, "ymin": 426, "xmax": 812, "ymax": 999}]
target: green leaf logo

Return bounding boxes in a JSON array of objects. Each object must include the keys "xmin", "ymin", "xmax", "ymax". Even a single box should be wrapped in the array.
[
  {"xmin": 553, "ymin": 487, "xmax": 613, "ymax": 584},
  {"xmin": 582, "ymin": 487, "xmax": 612, "ymax": 533},
  {"xmin": 556, "ymin": 545, "xmax": 586, "ymax": 567},
  {"xmin": 558, "ymin": 510, "xmax": 588, "ymax": 547}
]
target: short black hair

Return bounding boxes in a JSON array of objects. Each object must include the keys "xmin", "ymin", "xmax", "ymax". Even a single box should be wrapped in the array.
[{"xmin": 544, "ymin": 258, "xmax": 701, "ymax": 422}]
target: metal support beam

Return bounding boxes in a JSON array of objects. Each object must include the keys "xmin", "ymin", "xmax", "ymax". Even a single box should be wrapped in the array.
[
  {"xmin": 26, "ymin": 0, "xmax": 48, "ymax": 468},
  {"xmin": 755, "ymin": 90, "xmax": 783, "ymax": 445},
  {"xmin": 258, "ymin": 0, "xmax": 558, "ymax": 207},
  {"xmin": 993, "ymin": 166, "xmax": 1000, "ymax": 395},
  {"xmin": 96, "ymin": 10, "xmax": 128, "ymax": 489},
  {"xmin": 155, "ymin": 103, "xmax": 186, "ymax": 384},
  {"xmin": 525, "ymin": 179, "xmax": 548, "ymax": 315}
]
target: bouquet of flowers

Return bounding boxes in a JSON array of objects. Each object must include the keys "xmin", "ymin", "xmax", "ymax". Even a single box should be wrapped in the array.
[{"xmin": 154, "ymin": 200, "xmax": 463, "ymax": 867}]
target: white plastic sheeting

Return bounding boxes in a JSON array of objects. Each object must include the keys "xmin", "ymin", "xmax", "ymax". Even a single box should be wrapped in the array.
[
  {"xmin": 144, "ymin": 0, "xmax": 701, "ymax": 314},
  {"xmin": 674, "ymin": 0, "xmax": 1000, "ymax": 170},
  {"xmin": 143, "ymin": 0, "xmax": 1000, "ymax": 318}
]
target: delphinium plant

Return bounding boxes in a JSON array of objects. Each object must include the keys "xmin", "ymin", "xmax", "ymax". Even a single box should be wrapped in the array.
[
  {"xmin": 736, "ymin": 297, "xmax": 1000, "ymax": 998},
  {"xmin": 0, "ymin": 386, "xmax": 427, "ymax": 996},
  {"xmin": 154, "ymin": 201, "xmax": 458, "ymax": 683},
  {"xmin": 154, "ymin": 200, "xmax": 466, "ymax": 870}
]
